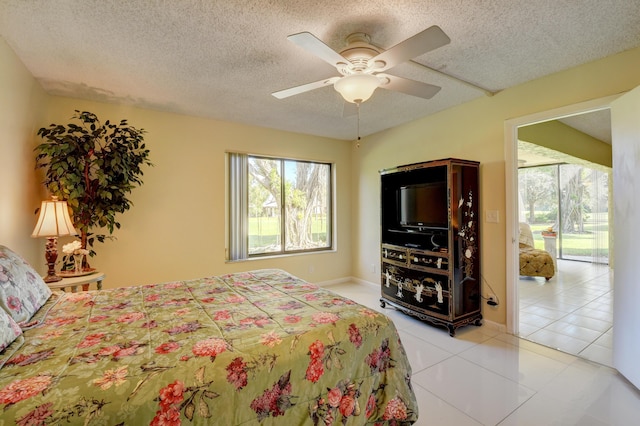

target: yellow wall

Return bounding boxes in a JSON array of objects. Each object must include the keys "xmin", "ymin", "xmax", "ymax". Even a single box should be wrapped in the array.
[
  {"xmin": 0, "ymin": 38, "xmax": 48, "ymax": 265},
  {"xmin": 519, "ymin": 120, "xmax": 612, "ymax": 167},
  {"xmin": 352, "ymin": 46, "xmax": 640, "ymax": 326},
  {"xmin": 40, "ymin": 98, "xmax": 353, "ymax": 288},
  {"xmin": 1, "ymin": 37, "xmax": 353, "ymax": 289},
  {"xmin": 4, "ymin": 32, "xmax": 640, "ymax": 328}
]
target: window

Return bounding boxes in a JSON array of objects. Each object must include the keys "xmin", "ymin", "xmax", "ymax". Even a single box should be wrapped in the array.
[
  {"xmin": 228, "ymin": 153, "xmax": 332, "ymax": 259},
  {"xmin": 518, "ymin": 163, "xmax": 609, "ymax": 264}
]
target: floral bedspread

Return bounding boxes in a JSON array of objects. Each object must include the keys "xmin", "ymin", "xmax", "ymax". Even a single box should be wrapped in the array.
[{"xmin": 0, "ymin": 269, "xmax": 417, "ymax": 425}]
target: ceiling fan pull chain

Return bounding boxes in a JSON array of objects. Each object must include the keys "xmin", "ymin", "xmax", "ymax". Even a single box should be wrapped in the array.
[{"xmin": 356, "ymin": 102, "xmax": 361, "ymax": 147}]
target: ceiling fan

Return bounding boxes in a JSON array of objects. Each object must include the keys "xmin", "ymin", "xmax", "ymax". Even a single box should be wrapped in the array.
[{"xmin": 272, "ymin": 26, "xmax": 450, "ymax": 105}]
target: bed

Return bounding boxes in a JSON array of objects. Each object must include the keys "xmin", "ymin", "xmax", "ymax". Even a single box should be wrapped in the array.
[{"xmin": 0, "ymin": 245, "xmax": 417, "ymax": 425}]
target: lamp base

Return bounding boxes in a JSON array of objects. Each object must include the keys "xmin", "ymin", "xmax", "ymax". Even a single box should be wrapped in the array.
[
  {"xmin": 44, "ymin": 236, "xmax": 61, "ymax": 283},
  {"xmin": 44, "ymin": 273, "xmax": 62, "ymax": 283}
]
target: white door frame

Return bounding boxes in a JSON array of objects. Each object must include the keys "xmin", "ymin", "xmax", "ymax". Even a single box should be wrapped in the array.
[
  {"xmin": 611, "ymin": 87, "xmax": 640, "ymax": 389},
  {"xmin": 504, "ymin": 94, "xmax": 621, "ymax": 334}
]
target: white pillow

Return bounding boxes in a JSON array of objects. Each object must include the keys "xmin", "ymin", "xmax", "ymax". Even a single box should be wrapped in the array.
[
  {"xmin": 0, "ymin": 245, "xmax": 52, "ymax": 327},
  {"xmin": 0, "ymin": 308, "xmax": 22, "ymax": 352},
  {"xmin": 518, "ymin": 223, "xmax": 535, "ymax": 248}
]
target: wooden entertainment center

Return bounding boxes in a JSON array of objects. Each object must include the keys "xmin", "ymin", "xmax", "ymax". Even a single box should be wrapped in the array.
[{"xmin": 379, "ymin": 158, "xmax": 481, "ymax": 336}]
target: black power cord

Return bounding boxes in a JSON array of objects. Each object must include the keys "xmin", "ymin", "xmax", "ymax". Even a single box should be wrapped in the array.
[{"xmin": 480, "ymin": 274, "xmax": 500, "ymax": 306}]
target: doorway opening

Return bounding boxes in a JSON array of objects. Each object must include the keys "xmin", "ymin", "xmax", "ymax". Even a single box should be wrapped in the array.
[
  {"xmin": 517, "ymin": 140, "xmax": 613, "ymax": 366},
  {"xmin": 518, "ymin": 148, "xmax": 611, "ymax": 265},
  {"xmin": 505, "ymin": 96, "xmax": 617, "ymax": 367}
]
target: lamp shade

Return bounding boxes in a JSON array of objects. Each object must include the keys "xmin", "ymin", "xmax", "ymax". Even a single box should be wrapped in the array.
[
  {"xmin": 31, "ymin": 198, "xmax": 78, "ymax": 238},
  {"xmin": 334, "ymin": 73, "xmax": 381, "ymax": 104}
]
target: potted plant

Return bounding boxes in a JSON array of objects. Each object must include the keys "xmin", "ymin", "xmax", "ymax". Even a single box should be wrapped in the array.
[{"xmin": 35, "ymin": 110, "xmax": 152, "ymax": 263}]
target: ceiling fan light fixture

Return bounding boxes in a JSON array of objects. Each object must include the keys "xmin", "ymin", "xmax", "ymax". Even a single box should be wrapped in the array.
[{"xmin": 334, "ymin": 73, "xmax": 380, "ymax": 104}]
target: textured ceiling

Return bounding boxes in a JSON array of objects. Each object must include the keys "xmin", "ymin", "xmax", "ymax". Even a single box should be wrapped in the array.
[
  {"xmin": 559, "ymin": 110, "xmax": 612, "ymax": 144},
  {"xmin": 1, "ymin": 0, "xmax": 638, "ymax": 140}
]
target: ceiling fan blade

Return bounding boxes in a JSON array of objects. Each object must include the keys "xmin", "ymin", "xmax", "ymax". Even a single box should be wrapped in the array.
[
  {"xmin": 287, "ymin": 32, "xmax": 348, "ymax": 67},
  {"xmin": 370, "ymin": 26, "xmax": 450, "ymax": 72},
  {"xmin": 272, "ymin": 77, "xmax": 339, "ymax": 99},
  {"xmin": 378, "ymin": 74, "xmax": 441, "ymax": 99}
]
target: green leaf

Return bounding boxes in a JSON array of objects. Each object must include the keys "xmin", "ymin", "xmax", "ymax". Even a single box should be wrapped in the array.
[{"xmin": 35, "ymin": 110, "xmax": 150, "ymax": 256}]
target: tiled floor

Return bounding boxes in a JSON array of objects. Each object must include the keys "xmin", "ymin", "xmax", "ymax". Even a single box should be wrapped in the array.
[
  {"xmin": 324, "ymin": 279, "xmax": 640, "ymax": 426},
  {"xmin": 518, "ymin": 259, "xmax": 613, "ymax": 367}
]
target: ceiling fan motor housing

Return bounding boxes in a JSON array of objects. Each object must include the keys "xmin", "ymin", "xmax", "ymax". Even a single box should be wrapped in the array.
[{"xmin": 338, "ymin": 33, "xmax": 383, "ymax": 74}]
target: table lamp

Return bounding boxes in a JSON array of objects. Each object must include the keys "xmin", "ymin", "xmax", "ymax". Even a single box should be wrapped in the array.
[{"xmin": 31, "ymin": 196, "xmax": 78, "ymax": 282}]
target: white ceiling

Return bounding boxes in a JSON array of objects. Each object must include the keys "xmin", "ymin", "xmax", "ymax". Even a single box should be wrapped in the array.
[
  {"xmin": 1, "ymin": 0, "xmax": 638, "ymax": 141},
  {"xmin": 559, "ymin": 109, "xmax": 612, "ymax": 144}
]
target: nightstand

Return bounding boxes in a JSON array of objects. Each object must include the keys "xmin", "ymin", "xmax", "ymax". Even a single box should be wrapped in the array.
[{"xmin": 46, "ymin": 271, "xmax": 105, "ymax": 292}]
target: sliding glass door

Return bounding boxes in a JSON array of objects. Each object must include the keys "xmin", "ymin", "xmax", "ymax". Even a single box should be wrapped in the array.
[
  {"xmin": 519, "ymin": 164, "xmax": 609, "ymax": 264},
  {"xmin": 558, "ymin": 165, "xmax": 609, "ymax": 263}
]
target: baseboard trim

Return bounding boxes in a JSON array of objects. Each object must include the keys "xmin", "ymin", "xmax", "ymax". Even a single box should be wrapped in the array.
[
  {"xmin": 347, "ymin": 276, "xmax": 379, "ymax": 289},
  {"xmin": 315, "ymin": 277, "xmax": 351, "ymax": 287},
  {"xmin": 316, "ymin": 276, "xmax": 379, "ymax": 289},
  {"xmin": 481, "ymin": 319, "xmax": 507, "ymax": 333}
]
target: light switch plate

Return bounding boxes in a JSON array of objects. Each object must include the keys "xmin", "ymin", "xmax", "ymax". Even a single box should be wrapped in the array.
[{"xmin": 485, "ymin": 210, "xmax": 499, "ymax": 223}]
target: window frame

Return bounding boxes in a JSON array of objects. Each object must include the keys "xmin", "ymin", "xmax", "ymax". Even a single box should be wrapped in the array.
[{"xmin": 227, "ymin": 152, "xmax": 334, "ymax": 260}]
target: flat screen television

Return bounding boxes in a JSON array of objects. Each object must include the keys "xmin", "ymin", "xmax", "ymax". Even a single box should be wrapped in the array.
[{"xmin": 398, "ymin": 182, "xmax": 448, "ymax": 229}]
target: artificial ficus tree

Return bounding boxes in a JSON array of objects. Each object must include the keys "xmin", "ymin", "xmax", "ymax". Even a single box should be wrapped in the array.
[{"xmin": 35, "ymin": 110, "xmax": 152, "ymax": 260}]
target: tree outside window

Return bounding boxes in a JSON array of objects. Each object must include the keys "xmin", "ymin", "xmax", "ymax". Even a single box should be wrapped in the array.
[
  {"xmin": 246, "ymin": 156, "xmax": 331, "ymax": 256},
  {"xmin": 518, "ymin": 163, "xmax": 609, "ymax": 264}
]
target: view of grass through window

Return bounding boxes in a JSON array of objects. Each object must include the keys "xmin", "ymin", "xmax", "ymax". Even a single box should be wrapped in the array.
[
  {"xmin": 519, "ymin": 163, "xmax": 609, "ymax": 264},
  {"xmin": 248, "ymin": 156, "xmax": 331, "ymax": 255}
]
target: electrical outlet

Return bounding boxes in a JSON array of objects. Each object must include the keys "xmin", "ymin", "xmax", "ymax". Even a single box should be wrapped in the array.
[
  {"xmin": 487, "ymin": 296, "xmax": 498, "ymax": 306},
  {"xmin": 371, "ymin": 263, "xmax": 376, "ymax": 273}
]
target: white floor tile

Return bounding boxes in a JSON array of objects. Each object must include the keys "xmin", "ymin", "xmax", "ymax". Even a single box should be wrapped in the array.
[
  {"xmin": 559, "ymin": 314, "xmax": 612, "ymax": 333},
  {"xmin": 579, "ymin": 344, "xmax": 614, "ymax": 368},
  {"xmin": 516, "ymin": 322, "xmax": 538, "ymax": 337},
  {"xmin": 530, "ymin": 299, "xmax": 582, "ymax": 313},
  {"xmin": 327, "ymin": 275, "xmax": 639, "ymax": 426},
  {"xmin": 398, "ymin": 330, "xmax": 453, "ymax": 373},
  {"xmin": 536, "ymin": 358, "xmax": 622, "ymax": 407},
  {"xmin": 493, "ymin": 333, "xmax": 578, "ymax": 364},
  {"xmin": 584, "ymin": 300, "xmax": 613, "ymax": 313},
  {"xmin": 397, "ymin": 321, "xmax": 490, "ymax": 354},
  {"xmin": 543, "ymin": 321, "xmax": 604, "ymax": 342},
  {"xmin": 413, "ymin": 357, "xmax": 536, "ymax": 426},
  {"xmin": 498, "ymin": 392, "xmax": 609, "ymax": 425},
  {"xmin": 582, "ymin": 370, "xmax": 640, "ymax": 424},
  {"xmin": 519, "ymin": 311, "xmax": 556, "ymax": 328},
  {"xmin": 572, "ymin": 306, "xmax": 613, "ymax": 322},
  {"xmin": 520, "ymin": 305, "xmax": 568, "ymax": 320},
  {"xmin": 519, "ymin": 260, "xmax": 614, "ymax": 365},
  {"xmin": 527, "ymin": 328, "xmax": 591, "ymax": 354},
  {"xmin": 593, "ymin": 330, "xmax": 613, "ymax": 348},
  {"xmin": 459, "ymin": 337, "xmax": 569, "ymax": 391},
  {"xmin": 412, "ymin": 384, "xmax": 483, "ymax": 426}
]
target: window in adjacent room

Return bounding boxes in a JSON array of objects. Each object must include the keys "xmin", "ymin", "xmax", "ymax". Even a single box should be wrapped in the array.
[
  {"xmin": 518, "ymin": 163, "xmax": 609, "ymax": 264},
  {"xmin": 227, "ymin": 153, "xmax": 332, "ymax": 260}
]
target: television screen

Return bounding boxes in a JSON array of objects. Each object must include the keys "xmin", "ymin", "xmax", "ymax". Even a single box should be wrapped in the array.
[{"xmin": 398, "ymin": 182, "xmax": 448, "ymax": 228}]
